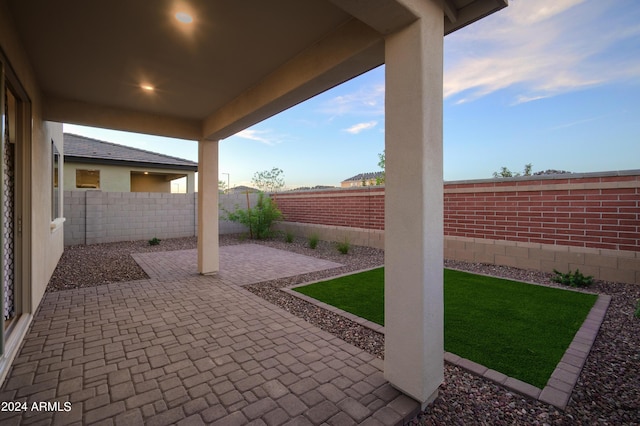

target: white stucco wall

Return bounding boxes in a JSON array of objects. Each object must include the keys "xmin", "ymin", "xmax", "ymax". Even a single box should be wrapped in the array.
[{"xmin": 34, "ymin": 122, "xmax": 65, "ymax": 307}]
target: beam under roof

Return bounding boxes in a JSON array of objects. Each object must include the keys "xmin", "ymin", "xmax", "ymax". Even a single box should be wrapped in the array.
[
  {"xmin": 203, "ymin": 18, "xmax": 384, "ymax": 141},
  {"xmin": 44, "ymin": 98, "xmax": 202, "ymax": 141},
  {"xmin": 444, "ymin": 0, "xmax": 508, "ymax": 35}
]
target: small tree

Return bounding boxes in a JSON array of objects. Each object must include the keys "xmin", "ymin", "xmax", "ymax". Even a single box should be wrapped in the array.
[
  {"xmin": 376, "ymin": 151, "xmax": 385, "ymax": 185},
  {"xmin": 223, "ymin": 192, "xmax": 282, "ymax": 239},
  {"xmin": 492, "ymin": 163, "xmax": 533, "ymax": 178},
  {"xmin": 252, "ymin": 167, "xmax": 285, "ymax": 193},
  {"xmin": 218, "ymin": 180, "xmax": 227, "ymax": 194}
]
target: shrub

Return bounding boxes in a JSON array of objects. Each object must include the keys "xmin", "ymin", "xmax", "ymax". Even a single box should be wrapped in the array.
[
  {"xmin": 223, "ymin": 192, "xmax": 283, "ymax": 240},
  {"xmin": 635, "ymin": 300, "xmax": 640, "ymax": 319},
  {"xmin": 148, "ymin": 237, "xmax": 161, "ymax": 246},
  {"xmin": 285, "ymin": 232, "xmax": 294, "ymax": 243},
  {"xmin": 336, "ymin": 239, "xmax": 350, "ymax": 254},
  {"xmin": 309, "ymin": 233, "xmax": 319, "ymax": 249},
  {"xmin": 552, "ymin": 269, "xmax": 593, "ymax": 288}
]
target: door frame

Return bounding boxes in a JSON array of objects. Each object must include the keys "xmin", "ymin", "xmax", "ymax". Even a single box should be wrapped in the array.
[{"xmin": 0, "ymin": 49, "xmax": 33, "ymax": 380}]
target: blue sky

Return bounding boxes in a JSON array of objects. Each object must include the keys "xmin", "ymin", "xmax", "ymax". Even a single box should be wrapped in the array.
[{"xmin": 65, "ymin": 0, "xmax": 640, "ymax": 190}]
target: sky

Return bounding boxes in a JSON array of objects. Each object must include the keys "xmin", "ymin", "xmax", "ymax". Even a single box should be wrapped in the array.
[{"xmin": 64, "ymin": 0, "xmax": 640, "ymax": 190}]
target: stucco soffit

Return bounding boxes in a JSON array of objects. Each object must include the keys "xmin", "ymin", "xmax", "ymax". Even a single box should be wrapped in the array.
[
  {"xmin": 44, "ymin": 97, "xmax": 201, "ymax": 141},
  {"xmin": 202, "ymin": 18, "xmax": 383, "ymax": 141},
  {"xmin": 444, "ymin": 0, "xmax": 508, "ymax": 35},
  {"xmin": 329, "ymin": 0, "xmax": 507, "ymax": 36},
  {"xmin": 326, "ymin": 0, "xmax": 419, "ymax": 34}
]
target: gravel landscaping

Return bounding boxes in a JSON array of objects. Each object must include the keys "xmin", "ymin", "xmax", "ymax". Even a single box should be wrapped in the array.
[{"xmin": 47, "ymin": 235, "xmax": 640, "ymax": 425}]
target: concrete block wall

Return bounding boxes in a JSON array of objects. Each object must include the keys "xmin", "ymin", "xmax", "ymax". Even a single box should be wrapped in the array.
[
  {"xmin": 444, "ymin": 236, "xmax": 640, "ymax": 285},
  {"xmin": 219, "ymin": 192, "xmax": 260, "ymax": 235},
  {"xmin": 273, "ymin": 222, "xmax": 385, "ymax": 249},
  {"xmin": 64, "ymin": 191, "xmax": 198, "ymax": 245},
  {"xmin": 63, "ymin": 191, "xmax": 258, "ymax": 246},
  {"xmin": 64, "ymin": 191, "xmax": 87, "ymax": 246}
]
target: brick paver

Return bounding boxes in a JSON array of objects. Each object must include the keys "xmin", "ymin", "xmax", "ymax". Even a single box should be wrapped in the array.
[
  {"xmin": 132, "ymin": 244, "xmax": 343, "ymax": 286},
  {"xmin": 0, "ymin": 245, "xmax": 418, "ymax": 425}
]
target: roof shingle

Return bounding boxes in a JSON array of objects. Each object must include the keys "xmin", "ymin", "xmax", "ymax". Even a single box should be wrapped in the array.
[
  {"xmin": 64, "ymin": 133, "xmax": 198, "ymax": 171},
  {"xmin": 342, "ymin": 171, "xmax": 384, "ymax": 182}
]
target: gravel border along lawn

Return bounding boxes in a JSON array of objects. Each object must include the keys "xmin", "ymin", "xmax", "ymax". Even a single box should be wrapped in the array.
[{"xmin": 47, "ymin": 235, "xmax": 640, "ymax": 425}]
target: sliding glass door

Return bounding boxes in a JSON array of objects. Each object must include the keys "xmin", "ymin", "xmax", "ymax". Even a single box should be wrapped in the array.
[{"xmin": 0, "ymin": 57, "xmax": 27, "ymax": 358}]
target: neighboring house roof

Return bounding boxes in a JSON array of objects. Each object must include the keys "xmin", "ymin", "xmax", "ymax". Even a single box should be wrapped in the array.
[
  {"xmin": 342, "ymin": 171, "xmax": 384, "ymax": 182},
  {"xmin": 289, "ymin": 185, "xmax": 336, "ymax": 191},
  {"xmin": 64, "ymin": 133, "xmax": 198, "ymax": 172},
  {"xmin": 229, "ymin": 186, "xmax": 259, "ymax": 194}
]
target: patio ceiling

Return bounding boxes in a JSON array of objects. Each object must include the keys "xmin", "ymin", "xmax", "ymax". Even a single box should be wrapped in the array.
[{"xmin": 4, "ymin": 0, "xmax": 505, "ymax": 141}]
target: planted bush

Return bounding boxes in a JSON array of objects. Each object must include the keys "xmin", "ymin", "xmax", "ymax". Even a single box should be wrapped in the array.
[
  {"xmin": 285, "ymin": 232, "xmax": 294, "ymax": 243},
  {"xmin": 336, "ymin": 239, "xmax": 350, "ymax": 254},
  {"xmin": 148, "ymin": 237, "xmax": 161, "ymax": 246},
  {"xmin": 309, "ymin": 233, "xmax": 319, "ymax": 249},
  {"xmin": 224, "ymin": 192, "xmax": 283, "ymax": 240},
  {"xmin": 552, "ymin": 269, "xmax": 593, "ymax": 287}
]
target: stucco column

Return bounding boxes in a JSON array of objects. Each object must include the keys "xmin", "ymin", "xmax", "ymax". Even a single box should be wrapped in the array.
[
  {"xmin": 384, "ymin": 0, "xmax": 444, "ymax": 407},
  {"xmin": 197, "ymin": 140, "xmax": 219, "ymax": 274},
  {"xmin": 186, "ymin": 172, "xmax": 196, "ymax": 193}
]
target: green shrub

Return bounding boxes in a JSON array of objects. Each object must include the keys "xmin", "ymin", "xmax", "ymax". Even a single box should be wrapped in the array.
[
  {"xmin": 285, "ymin": 232, "xmax": 294, "ymax": 243},
  {"xmin": 223, "ymin": 192, "xmax": 283, "ymax": 240},
  {"xmin": 148, "ymin": 237, "xmax": 161, "ymax": 246},
  {"xmin": 309, "ymin": 233, "xmax": 319, "ymax": 249},
  {"xmin": 336, "ymin": 239, "xmax": 350, "ymax": 254},
  {"xmin": 635, "ymin": 300, "xmax": 640, "ymax": 319},
  {"xmin": 552, "ymin": 269, "xmax": 593, "ymax": 287}
]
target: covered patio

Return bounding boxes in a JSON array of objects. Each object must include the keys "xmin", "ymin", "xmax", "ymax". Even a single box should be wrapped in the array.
[
  {"xmin": 0, "ymin": 0, "xmax": 507, "ymax": 414},
  {"xmin": 0, "ymin": 243, "xmax": 419, "ymax": 425}
]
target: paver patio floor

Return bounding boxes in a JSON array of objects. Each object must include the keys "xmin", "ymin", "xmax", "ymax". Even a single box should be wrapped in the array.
[
  {"xmin": 0, "ymin": 245, "xmax": 419, "ymax": 425},
  {"xmin": 132, "ymin": 244, "xmax": 345, "ymax": 286}
]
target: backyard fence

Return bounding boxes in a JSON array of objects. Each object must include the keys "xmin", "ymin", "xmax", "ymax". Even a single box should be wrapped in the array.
[
  {"xmin": 63, "ymin": 191, "xmax": 258, "ymax": 246},
  {"xmin": 62, "ymin": 170, "xmax": 639, "ymax": 284},
  {"xmin": 273, "ymin": 170, "xmax": 640, "ymax": 284}
]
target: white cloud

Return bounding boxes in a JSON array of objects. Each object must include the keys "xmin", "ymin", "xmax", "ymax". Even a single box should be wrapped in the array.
[
  {"xmin": 507, "ymin": 0, "xmax": 585, "ymax": 25},
  {"xmin": 344, "ymin": 121, "xmax": 378, "ymax": 134},
  {"xmin": 320, "ymin": 84, "xmax": 385, "ymax": 116},
  {"xmin": 549, "ymin": 112, "xmax": 617, "ymax": 130},
  {"xmin": 444, "ymin": 0, "xmax": 640, "ymax": 105},
  {"xmin": 233, "ymin": 129, "xmax": 281, "ymax": 146}
]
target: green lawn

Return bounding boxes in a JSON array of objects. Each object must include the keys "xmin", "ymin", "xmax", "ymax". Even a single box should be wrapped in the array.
[{"xmin": 294, "ymin": 267, "xmax": 597, "ymax": 388}]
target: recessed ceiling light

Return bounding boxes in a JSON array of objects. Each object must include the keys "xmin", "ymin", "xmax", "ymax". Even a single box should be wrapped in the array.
[
  {"xmin": 141, "ymin": 84, "xmax": 155, "ymax": 92},
  {"xmin": 175, "ymin": 12, "xmax": 193, "ymax": 24}
]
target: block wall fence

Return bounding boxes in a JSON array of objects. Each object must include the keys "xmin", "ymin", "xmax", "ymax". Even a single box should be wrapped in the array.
[
  {"xmin": 63, "ymin": 191, "xmax": 258, "ymax": 246},
  {"xmin": 273, "ymin": 171, "xmax": 640, "ymax": 285}
]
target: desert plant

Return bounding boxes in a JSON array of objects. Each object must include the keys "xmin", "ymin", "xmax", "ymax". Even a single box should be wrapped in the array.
[
  {"xmin": 223, "ymin": 192, "xmax": 283, "ymax": 240},
  {"xmin": 635, "ymin": 300, "xmax": 640, "ymax": 319},
  {"xmin": 336, "ymin": 239, "xmax": 350, "ymax": 254},
  {"xmin": 148, "ymin": 237, "xmax": 161, "ymax": 246},
  {"xmin": 285, "ymin": 232, "xmax": 294, "ymax": 243},
  {"xmin": 309, "ymin": 233, "xmax": 319, "ymax": 249},
  {"xmin": 552, "ymin": 269, "xmax": 593, "ymax": 288}
]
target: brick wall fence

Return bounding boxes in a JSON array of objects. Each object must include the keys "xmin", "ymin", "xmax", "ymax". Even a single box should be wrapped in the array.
[
  {"xmin": 273, "ymin": 171, "xmax": 640, "ymax": 284},
  {"xmin": 63, "ymin": 191, "xmax": 258, "ymax": 246}
]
